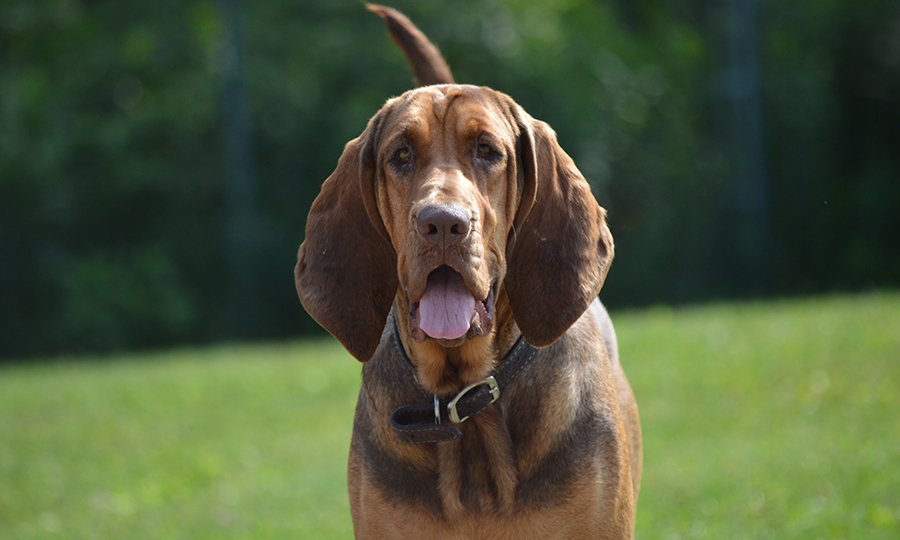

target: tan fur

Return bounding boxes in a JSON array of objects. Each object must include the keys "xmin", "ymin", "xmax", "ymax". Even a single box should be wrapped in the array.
[{"xmin": 297, "ymin": 6, "xmax": 641, "ymax": 539}]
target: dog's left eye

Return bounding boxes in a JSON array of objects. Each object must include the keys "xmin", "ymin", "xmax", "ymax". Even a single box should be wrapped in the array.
[{"xmin": 476, "ymin": 143, "xmax": 495, "ymax": 159}]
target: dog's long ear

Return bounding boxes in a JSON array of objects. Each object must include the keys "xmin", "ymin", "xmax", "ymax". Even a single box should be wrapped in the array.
[
  {"xmin": 295, "ymin": 122, "xmax": 397, "ymax": 362},
  {"xmin": 506, "ymin": 118, "xmax": 614, "ymax": 347}
]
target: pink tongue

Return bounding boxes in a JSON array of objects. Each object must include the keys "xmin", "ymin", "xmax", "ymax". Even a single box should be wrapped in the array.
[{"xmin": 418, "ymin": 267, "xmax": 476, "ymax": 340}]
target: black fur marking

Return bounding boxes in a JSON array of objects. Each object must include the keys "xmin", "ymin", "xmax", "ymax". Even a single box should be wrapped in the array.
[
  {"xmin": 514, "ymin": 366, "xmax": 618, "ymax": 508},
  {"xmin": 354, "ymin": 322, "xmax": 444, "ymax": 513},
  {"xmin": 516, "ymin": 401, "xmax": 614, "ymax": 507},
  {"xmin": 355, "ymin": 391, "xmax": 443, "ymax": 513}
]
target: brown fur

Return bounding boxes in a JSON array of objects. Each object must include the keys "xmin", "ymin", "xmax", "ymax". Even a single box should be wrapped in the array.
[{"xmin": 296, "ymin": 6, "xmax": 641, "ymax": 538}]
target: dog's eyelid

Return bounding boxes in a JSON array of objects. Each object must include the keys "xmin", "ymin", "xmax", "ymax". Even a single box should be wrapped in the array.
[
  {"xmin": 474, "ymin": 137, "xmax": 503, "ymax": 162},
  {"xmin": 475, "ymin": 131, "xmax": 500, "ymax": 146}
]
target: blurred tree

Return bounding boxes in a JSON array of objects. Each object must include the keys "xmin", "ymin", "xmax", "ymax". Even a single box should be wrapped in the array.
[
  {"xmin": 762, "ymin": 0, "xmax": 900, "ymax": 293},
  {"xmin": 215, "ymin": 0, "xmax": 263, "ymax": 337}
]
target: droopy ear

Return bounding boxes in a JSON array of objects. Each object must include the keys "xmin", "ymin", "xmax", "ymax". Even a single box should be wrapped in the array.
[
  {"xmin": 505, "ymin": 118, "xmax": 614, "ymax": 347},
  {"xmin": 295, "ymin": 129, "xmax": 397, "ymax": 362}
]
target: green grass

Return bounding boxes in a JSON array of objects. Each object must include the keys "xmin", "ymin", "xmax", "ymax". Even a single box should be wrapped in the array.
[{"xmin": 2, "ymin": 293, "xmax": 899, "ymax": 539}]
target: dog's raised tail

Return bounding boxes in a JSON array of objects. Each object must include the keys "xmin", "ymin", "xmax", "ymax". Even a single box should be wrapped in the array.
[{"xmin": 366, "ymin": 4, "xmax": 455, "ymax": 86}]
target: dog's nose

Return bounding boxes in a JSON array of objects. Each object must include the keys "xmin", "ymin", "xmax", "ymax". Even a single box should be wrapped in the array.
[{"xmin": 416, "ymin": 204, "xmax": 471, "ymax": 248}]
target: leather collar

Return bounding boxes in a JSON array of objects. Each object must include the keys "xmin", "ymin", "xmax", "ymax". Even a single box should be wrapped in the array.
[{"xmin": 389, "ymin": 313, "xmax": 539, "ymax": 444}]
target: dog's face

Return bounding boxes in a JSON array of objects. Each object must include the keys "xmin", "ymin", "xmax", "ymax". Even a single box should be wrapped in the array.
[
  {"xmin": 370, "ymin": 85, "xmax": 522, "ymax": 347},
  {"xmin": 296, "ymin": 84, "xmax": 613, "ymax": 367}
]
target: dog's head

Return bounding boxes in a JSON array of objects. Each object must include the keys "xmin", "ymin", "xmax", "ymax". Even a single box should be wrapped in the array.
[{"xmin": 296, "ymin": 84, "xmax": 613, "ymax": 365}]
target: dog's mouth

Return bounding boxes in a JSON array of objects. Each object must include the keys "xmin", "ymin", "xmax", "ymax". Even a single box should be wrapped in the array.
[{"xmin": 409, "ymin": 265, "xmax": 495, "ymax": 344}]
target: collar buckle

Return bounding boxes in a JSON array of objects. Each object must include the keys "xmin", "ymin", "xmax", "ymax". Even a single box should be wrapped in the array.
[{"xmin": 447, "ymin": 376, "xmax": 500, "ymax": 424}]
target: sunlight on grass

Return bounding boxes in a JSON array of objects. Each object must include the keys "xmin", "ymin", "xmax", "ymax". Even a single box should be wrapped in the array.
[
  {"xmin": 1, "ymin": 293, "xmax": 898, "ymax": 539},
  {"xmin": 621, "ymin": 293, "xmax": 900, "ymax": 539},
  {"xmin": 0, "ymin": 340, "xmax": 360, "ymax": 540}
]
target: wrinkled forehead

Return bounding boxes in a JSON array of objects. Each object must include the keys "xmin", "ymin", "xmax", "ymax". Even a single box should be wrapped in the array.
[{"xmin": 377, "ymin": 85, "xmax": 515, "ymax": 145}]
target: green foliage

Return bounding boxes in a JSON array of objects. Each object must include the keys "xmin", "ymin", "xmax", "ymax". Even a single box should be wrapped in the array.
[
  {"xmin": 1, "ymin": 0, "xmax": 222, "ymax": 356},
  {"xmin": 57, "ymin": 247, "xmax": 195, "ymax": 351},
  {"xmin": 1, "ymin": 0, "xmax": 898, "ymax": 357},
  {"xmin": 1, "ymin": 293, "xmax": 898, "ymax": 538}
]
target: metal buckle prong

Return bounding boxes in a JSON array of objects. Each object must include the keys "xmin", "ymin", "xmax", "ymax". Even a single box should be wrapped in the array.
[
  {"xmin": 447, "ymin": 376, "xmax": 500, "ymax": 424},
  {"xmin": 433, "ymin": 394, "xmax": 441, "ymax": 425}
]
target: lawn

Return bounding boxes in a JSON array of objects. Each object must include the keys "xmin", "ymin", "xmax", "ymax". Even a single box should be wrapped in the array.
[{"xmin": 1, "ymin": 293, "xmax": 898, "ymax": 539}]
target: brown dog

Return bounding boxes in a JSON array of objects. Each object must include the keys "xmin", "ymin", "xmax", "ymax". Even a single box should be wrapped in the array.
[{"xmin": 296, "ymin": 5, "xmax": 641, "ymax": 538}]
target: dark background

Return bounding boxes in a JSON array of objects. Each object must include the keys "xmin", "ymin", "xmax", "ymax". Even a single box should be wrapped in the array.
[{"xmin": 2, "ymin": 0, "xmax": 898, "ymax": 359}]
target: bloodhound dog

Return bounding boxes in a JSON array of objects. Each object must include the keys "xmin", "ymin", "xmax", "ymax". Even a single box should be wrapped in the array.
[{"xmin": 296, "ymin": 5, "xmax": 641, "ymax": 539}]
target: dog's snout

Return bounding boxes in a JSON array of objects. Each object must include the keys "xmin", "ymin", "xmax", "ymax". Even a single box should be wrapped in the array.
[{"xmin": 416, "ymin": 204, "xmax": 471, "ymax": 248}]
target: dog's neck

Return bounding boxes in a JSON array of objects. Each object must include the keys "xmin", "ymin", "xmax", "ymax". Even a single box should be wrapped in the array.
[{"xmin": 393, "ymin": 288, "xmax": 520, "ymax": 396}]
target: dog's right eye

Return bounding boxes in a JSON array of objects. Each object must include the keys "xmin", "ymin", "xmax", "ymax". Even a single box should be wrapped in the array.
[{"xmin": 394, "ymin": 147, "xmax": 412, "ymax": 165}]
